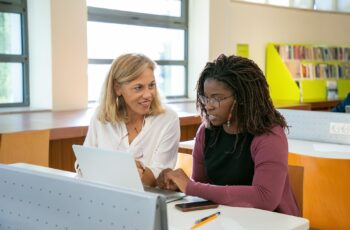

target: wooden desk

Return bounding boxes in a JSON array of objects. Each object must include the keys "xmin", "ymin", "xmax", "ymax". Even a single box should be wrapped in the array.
[
  {"xmin": 0, "ymin": 109, "xmax": 93, "ymax": 171},
  {"xmin": 0, "ymin": 105, "xmax": 201, "ymax": 171},
  {"xmin": 179, "ymin": 138, "xmax": 350, "ymax": 229},
  {"xmin": 273, "ymin": 100, "xmax": 311, "ymax": 110},
  {"xmin": 179, "ymin": 139, "xmax": 195, "ymax": 151},
  {"xmin": 273, "ymin": 99, "xmax": 342, "ymax": 111},
  {"xmin": 303, "ymin": 99, "xmax": 341, "ymax": 111},
  {"xmin": 0, "ymin": 130, "xmax": 50, "ymax": 166},
  {"xmin": 288, "ymin": 139, "xmax": 350, "ymax": 230}
]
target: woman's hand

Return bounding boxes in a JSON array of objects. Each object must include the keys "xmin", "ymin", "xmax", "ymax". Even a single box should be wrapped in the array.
[
  {"xmin": 157, "ymin": 168, "xmax": 178, "ymax": 190},
  {"xmin": 166, "ymin": 168, "xmax": 190, "ymax": 193},
  {"xmin": 135, "ymin": 160, "xmax": 156, "ymax": 187},
  {"xmin": 135, "ymin": 160, "xmax": 145, "ymax": 176}
]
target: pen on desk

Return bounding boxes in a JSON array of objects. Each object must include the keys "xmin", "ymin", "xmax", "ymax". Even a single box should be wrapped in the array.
[
  {"xmin": 165, "ymin": 195, "xmax": 186, "ymax": 204},
  {"xmin": 191, "ymin": 211, "xmax": 220, "ymax": 229},
  {"xmin": 195, "ymin": 211, "xmax": 220, "ymax": 224}
]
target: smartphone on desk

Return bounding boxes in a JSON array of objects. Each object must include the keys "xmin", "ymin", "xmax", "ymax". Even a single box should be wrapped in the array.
[{"xmin": 175, "ymin": 200, "xmax": 218, "ymax": 212}]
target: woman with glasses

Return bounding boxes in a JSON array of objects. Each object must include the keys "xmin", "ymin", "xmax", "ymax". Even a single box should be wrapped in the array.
[
  {"xmin": 82, "ymin": 53, "xmax": 180, "ymax": 186},
  {"xmin": 158, "ymin": 54, "xmax": 300, "ymax": 216}
]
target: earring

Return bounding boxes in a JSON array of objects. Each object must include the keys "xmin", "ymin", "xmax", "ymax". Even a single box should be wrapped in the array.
[
  {"xmin": 226, "ymin": 112, "xmax": 232, "ymax": 128},
  {"xmin": 226, "ymin": 101, "xmax": 235, "ymax": 128},
  {"xmin": 116, "ymin": 96, "xmax": 120, "ymax": 107}
]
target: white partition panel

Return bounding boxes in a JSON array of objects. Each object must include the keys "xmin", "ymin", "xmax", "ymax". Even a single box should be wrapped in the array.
[
  {"xmin": 279, "ymin": 109, "xmax": 350, "ymax": 145},
  {"xmin": 0, "ymin": 164, "xmax": 167, "ymax": 230}
]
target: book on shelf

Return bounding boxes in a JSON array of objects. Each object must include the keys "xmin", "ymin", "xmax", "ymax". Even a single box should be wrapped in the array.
[
  {"xmin": 276, "ymin": 44, "xmax": 350, "ymax": 62},
  {"xmin": 266, "ymin": 43, "xmax": 350, "ymax": 102},
  {"xmin": 275, "ymin": 44, "xmax": 350, "ymax": 81},
  {"xmin": 326, "ymin": 80, "xmax": 338, "ymax": 100},
  {"xmin": 343, "ymin": 62, "xmax": 350, "ymax": 77}
]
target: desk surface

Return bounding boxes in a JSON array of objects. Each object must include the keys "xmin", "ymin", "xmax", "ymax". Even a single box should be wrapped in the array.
[
  {"xmin": 288, "ymin": 139, "xmax": 350, "ymax": 159},
  {"xmin": 168, "ymin": 198, "xmax": 309, "ymax": 230},
  {"xmin": 179, "ymin": 139, "xmax": 195, "ymax": 150},
  {"xmin": 273, "ymin": 100, "xmax": 311, "ymax": 110}
]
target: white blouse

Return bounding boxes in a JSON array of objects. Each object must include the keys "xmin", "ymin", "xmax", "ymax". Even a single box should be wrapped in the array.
[{"xmin": 83, "ymin": 105, "xmax": 180, "ymax": 178}]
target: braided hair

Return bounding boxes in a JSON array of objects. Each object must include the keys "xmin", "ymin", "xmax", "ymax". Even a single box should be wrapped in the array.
[{"xmin": 196, "ymin": 54, "xmax": 287, "ymax": 135}]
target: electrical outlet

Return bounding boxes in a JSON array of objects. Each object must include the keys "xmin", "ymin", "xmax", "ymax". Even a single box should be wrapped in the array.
[{"xmin": 329, "ymin": 122, "xmax": 350, "ymax": 136}]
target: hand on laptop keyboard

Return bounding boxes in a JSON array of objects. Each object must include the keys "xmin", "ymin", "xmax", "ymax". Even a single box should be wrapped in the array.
[{"xmin": 157, "ymin": 168, "xmax": 179, "ymax": 191}]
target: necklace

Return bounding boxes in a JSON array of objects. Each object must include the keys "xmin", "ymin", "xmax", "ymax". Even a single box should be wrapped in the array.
[{"xmin": 128, "ymin": 116, "xmax": 146, "ymax": 135}]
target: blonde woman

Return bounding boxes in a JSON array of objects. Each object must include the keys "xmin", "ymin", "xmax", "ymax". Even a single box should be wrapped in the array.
[{"xmin": 83, "ymin": 53, "xmax": 180, "ymax": 186}]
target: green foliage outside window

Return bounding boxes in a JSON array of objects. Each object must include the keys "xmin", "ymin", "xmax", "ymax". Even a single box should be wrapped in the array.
[{"xmin": 0, "ymin": 13, "xmax": 11, "ymax": 103}]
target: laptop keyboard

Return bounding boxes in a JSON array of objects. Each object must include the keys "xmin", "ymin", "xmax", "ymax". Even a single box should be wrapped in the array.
[{"xmin": 144, "ymin": 186, "xmax": 186, "ymax": 203}]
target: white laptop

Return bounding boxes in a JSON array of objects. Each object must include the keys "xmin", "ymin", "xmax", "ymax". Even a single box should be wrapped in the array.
[{"xmin": 72, "ymin": 144, "xmax": 185, "ymax": 202}]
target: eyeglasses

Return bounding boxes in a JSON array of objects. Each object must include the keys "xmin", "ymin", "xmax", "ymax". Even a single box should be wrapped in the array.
[{"xmin": 199, "ymin": 95, "xmax": 233, "ymax": 107}]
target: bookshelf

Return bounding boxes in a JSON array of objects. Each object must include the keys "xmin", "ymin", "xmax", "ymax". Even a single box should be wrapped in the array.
[{"xmin": 266, "ymin": 43, "xmax": 350, "ymax": 103}]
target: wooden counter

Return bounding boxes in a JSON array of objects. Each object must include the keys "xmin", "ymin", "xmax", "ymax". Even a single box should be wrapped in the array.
[
  {"xmin": 0, "ymin": 101, "xmax": 311, "ymax": 171},
  {"xmin": 0, "ymin": 104, "xmax": 201, "ymax": 171},
  {"xmin": 273, "ymin": 100, "xmax": 311, "ymax": 110},
  {"xmin": 179, "ymin": 138, "xmax": 350, "ymax": 229},
  {"xmin": 288, "ymin": 139, "xmax": 350, "ymax": 230},
  {"xmin": 303, "ymin": 99, "xmax": 341, "ymax": 111}
]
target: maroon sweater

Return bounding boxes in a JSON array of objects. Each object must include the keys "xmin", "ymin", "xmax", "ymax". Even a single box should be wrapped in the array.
[{"xmin": 186, "ymin": 124, "xmax": 300, "ymax": 216}]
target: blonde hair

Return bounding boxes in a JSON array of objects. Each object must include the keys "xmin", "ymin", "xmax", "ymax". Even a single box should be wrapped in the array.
[{"xmin": 98, "ymin": 53, "xmax": 164, "ymax": 124}]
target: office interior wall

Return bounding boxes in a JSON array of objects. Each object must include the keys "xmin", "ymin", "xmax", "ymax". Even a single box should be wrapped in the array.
[
  {"xmin": 50, "ymin": 0, "xmax": 88, "ymax": 111},
  {"xmin": 210, "ymin": 0, "xmax": 350, "ymax": 72},
  {"xmin": 188, "ymin": 0, "xmax": 210, "ymax": 99},
  {"xmin": 27, "ymin": 0, "xmax": 88, "ymax": 111}
]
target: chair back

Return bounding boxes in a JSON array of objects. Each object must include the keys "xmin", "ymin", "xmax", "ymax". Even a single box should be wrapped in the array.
[
  {"xmin": 288, "ymin": 164, "xmax": 304, "ymax": 216},
  {"xmin": 175, "ymin": 152, "xmax": 193, "ymax": 176}
]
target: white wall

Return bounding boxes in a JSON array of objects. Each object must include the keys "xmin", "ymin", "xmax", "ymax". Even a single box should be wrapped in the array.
[
  {"xmin": 188, "ymin": 0, "xmax": 210, "ymax": 99},
  {"xmin": 27, "ymin": 0, "xmax": 52, "ymax": 110},
  {"xmin": 210, "ymin": 0, "xmax": 350, "ymax": 71},
  {"xmin": 27, "ymin": 0, "xmax": 88, "ymax": 111},
  {"xmin": 51, "ymin": 0, "xmax": 88, "ymax": 111}
]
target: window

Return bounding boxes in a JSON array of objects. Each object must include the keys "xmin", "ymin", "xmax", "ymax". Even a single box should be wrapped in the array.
[
  {"xmin": 238, "ymin": 0, "xmax": 350, "ymax": 13},
  {"xmin": 267, "ymin": 0, "xmax": 289, "ymax": 7},
  {"xmin": 87, "ymin": 0, "xmax": 188, "ymax": 102},
  {"xmin": 314, "ymin": 0, "xmax": 335, "ymax": 11},
  {"xmin": 0, "ymin": 0, "xmax": 29, "ymax": 107},
  {"xmin": 337, "ymin": 0, "xmax": 350, "ymax": 12},
  {"xmin": 292, "ymin": 0, "xmax": 314, "ymax": 9}
]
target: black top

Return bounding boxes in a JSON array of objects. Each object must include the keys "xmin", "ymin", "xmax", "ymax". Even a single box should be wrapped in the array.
[{"xmin": 204, "ymin": 126, "xmax": 254, "ymax": 186}]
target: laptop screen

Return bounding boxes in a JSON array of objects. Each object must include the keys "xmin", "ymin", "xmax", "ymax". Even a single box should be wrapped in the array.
[{"xmin": 72, "ymin": 145, "xmax": 144, "ymax": 191}]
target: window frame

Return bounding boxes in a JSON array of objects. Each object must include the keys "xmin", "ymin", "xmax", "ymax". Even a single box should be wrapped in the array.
[
  {"xmin": 0, "ymin": 0, "xmax": 30, "ymax": 107},
  {"xmin": 87, "ymin": 0, "xmax": 189, "ymax": 101}
]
